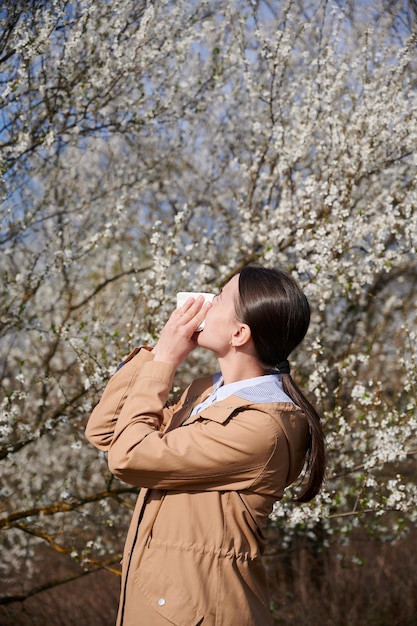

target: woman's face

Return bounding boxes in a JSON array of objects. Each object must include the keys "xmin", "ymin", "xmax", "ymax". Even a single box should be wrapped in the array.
[{"xmin": 197, "ymin": 274, "xmax": 241, "ymax": 356}]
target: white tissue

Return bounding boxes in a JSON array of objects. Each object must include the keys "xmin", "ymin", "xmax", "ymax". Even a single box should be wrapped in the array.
[{"xmin": 176, "ymin": 292, "xmax": 215, "ymax": 330}]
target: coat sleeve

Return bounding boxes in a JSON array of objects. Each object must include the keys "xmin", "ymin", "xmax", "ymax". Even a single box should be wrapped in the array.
[
  {"xmin": 107, "ymin": 359, "xmax": 288, "ymax": 492},
  {"xmin": 85, "ymin": 347, "xmax": 177, "ymax": 451}
]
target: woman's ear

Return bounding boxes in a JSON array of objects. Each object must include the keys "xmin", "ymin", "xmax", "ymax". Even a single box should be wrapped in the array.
[{"xmin": 230, "ymin": 323, "xmax": 252, "ymax": 347}]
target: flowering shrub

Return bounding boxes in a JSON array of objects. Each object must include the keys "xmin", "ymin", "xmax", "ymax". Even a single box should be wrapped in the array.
[{"xmin": 1, "ymin": 0, "xmax": 417, "ymax": 598}]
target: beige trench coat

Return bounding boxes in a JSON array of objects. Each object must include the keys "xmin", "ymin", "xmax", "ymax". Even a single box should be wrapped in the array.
[{"xmin": 85, "ymin": 348, "xmax": 309, "ymax": 626}]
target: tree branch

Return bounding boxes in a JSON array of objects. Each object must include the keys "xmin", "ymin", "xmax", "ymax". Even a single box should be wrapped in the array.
[{"xmin": 0, "ymin": 487, "xmax": 138, "ymax": 528}]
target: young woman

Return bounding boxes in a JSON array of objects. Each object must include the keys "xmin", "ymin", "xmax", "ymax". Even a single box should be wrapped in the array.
[{"xmin": 86, "ymin": 265, "xmax": 325, "ymax": 626}]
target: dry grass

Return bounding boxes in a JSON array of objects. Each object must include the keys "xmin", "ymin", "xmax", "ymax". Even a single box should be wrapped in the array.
[{"xmin": 267, "ymin": 527, "xmax": 417, "ymax": 626}]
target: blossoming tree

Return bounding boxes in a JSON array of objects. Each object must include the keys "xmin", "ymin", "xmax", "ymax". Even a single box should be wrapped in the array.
[{"xmin": 1, "ymin": 0, "xmax": 417, "ymax": 612}]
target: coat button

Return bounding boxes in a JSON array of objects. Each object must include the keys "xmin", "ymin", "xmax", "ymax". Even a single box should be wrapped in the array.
[{"xmin": 157, "ymin": 598, "xmax": 166, "ymax": 606}]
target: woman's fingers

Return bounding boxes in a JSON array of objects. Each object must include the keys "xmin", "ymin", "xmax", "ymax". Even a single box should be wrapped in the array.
[
  {"xmin": 174, "ymin": 296, "xmax": 210, "ymax": 331},
  {"xmin": 151, "ymin": 297, "xmax": 211, "ymax": 367}
]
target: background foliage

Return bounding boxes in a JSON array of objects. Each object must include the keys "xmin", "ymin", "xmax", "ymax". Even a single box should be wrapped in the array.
[{"xmin": 1, "ymin": 0, "xmax": 417, "ymax": 623}]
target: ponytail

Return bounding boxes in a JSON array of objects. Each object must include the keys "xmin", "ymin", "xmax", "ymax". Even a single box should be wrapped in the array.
[
  {"xmin": 237, "ymin": 264, "xmax": 326, "ymax": 502},
  {"xmin": 281, "ymin": 373, "xmax": 326, "ymax": 502}
]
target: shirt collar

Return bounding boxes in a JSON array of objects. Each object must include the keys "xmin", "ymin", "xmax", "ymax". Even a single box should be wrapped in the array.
[{"xmin": 213, "ymin": 372, "xmax": 282, "ymax": 403}]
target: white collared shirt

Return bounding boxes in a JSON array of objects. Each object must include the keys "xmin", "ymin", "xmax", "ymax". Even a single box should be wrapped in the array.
[{"xmin": 191, "ymin": 371, "xmax": 293, "ymax": 416}]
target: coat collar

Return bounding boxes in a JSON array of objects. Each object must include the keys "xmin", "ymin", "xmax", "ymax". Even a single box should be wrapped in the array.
[{"xmin": 182, "ymin": 395, "xmax": 262, "ymax": 425}]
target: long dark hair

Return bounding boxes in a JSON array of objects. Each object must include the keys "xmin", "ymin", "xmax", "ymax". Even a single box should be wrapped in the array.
[{"xmin": 235, "ymin": 265, "xmax": 325, "ymax": 502}]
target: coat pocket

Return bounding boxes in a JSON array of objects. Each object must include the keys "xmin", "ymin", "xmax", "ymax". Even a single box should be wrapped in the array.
[{"xmin": 134, "ymin": 544, "xmax": 215, "ymax": 626}]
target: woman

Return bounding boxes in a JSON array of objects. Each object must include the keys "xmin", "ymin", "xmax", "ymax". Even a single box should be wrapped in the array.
[{"xmin": 85, "ymin": 265, "xmax": 325, "ymax": 626}]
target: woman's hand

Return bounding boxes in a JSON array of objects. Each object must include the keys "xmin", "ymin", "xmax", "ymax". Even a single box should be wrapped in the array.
[{"xmin": 151, "ymin": 296, "xmax": 212, "ymax": 368}]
